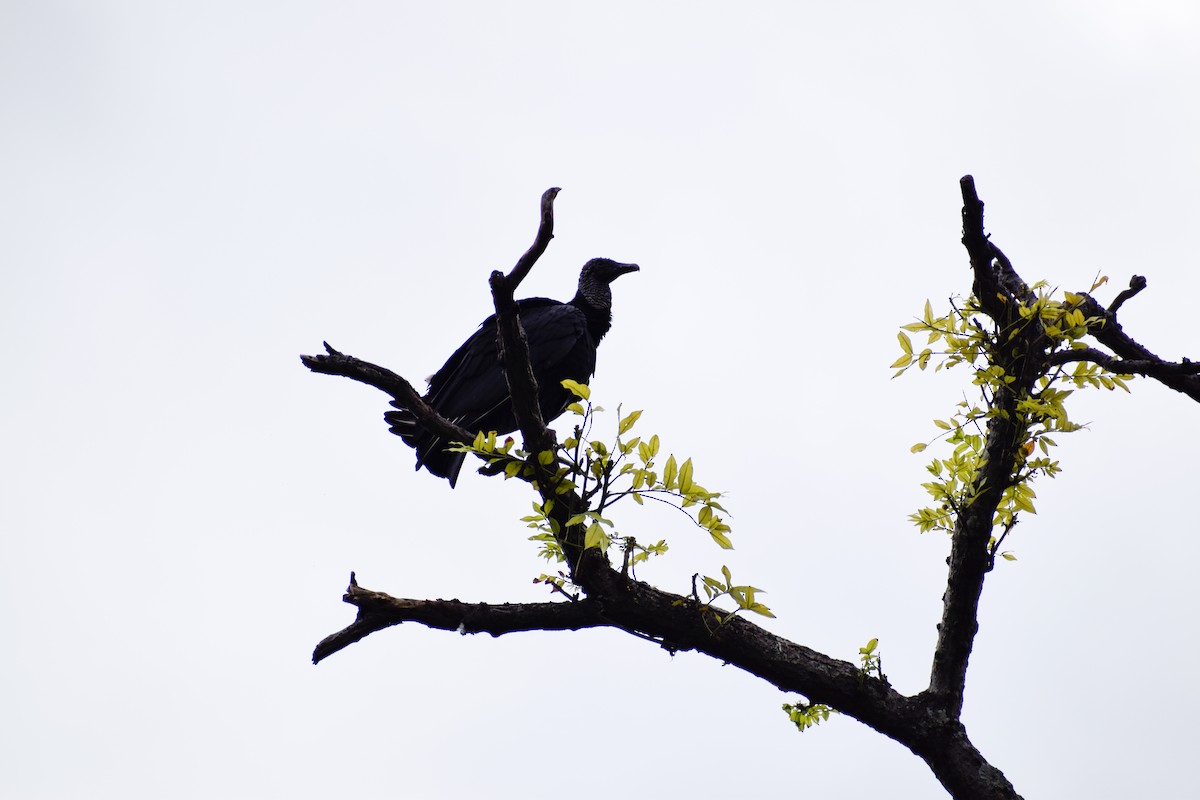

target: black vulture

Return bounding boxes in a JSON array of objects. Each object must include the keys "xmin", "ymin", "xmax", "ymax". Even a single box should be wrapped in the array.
[{"xmin": 385, "ymin": 257, "xmax": 639, "ymax": 486}]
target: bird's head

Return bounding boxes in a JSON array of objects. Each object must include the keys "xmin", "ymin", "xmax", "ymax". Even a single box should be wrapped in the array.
[
  {"xmin": 578, "ymin": 257, "xmax": 640, "ymax": 296},
  {"xmin": 574, "ymin": 258, "xmax": 639, "ymax": 337}
]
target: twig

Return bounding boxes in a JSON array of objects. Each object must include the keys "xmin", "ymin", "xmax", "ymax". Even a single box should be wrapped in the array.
[
  {"xmin": 500, "ymin": 187, "xmax": 561, "ymax": 291},
  {"xmin": 312, "ymin": 572, "xmax": 606, "ymax": 664},
  {"xmin": 1045, "ymin": 348, "xmax": 1200, "ymax": 376},
  {"xmin": 1108, "ymin": 275, "xmax": 1147, "ymax": 314},
  {"xmin": 1074, "ymin": 293, "xmax": 1200, "ymax": 403},
  {"xmin": 300, "ymin": 342, "xmax": 474, "ymax": 447}
]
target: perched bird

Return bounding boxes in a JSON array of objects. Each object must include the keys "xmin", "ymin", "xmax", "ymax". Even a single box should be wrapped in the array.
[{"xmin": 385, "ymin": 257, "xmax": 639, "ymax": 486}]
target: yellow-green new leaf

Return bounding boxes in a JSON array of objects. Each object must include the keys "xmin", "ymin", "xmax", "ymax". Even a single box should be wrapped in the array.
[
  {"xmin": 560, "ymin": 379, "xmax": 591, "ymax": 400},
  {"xmin": 584, "ymin": 522, "xmax": 609, "ymax": 551},
  {"xmin": 663, "ymin": 454, "xmax": 678, "ymax": 490},
  {"xmin": 678, "ymin": 458, "xmax": 694, "ymax": 493},
  {"xmin": 750, "ymin": 602, "xmax": 776, "ymax": 618},
  {"xmin": 710, "ymin": 527, "xmax": 734, "ymax": 549}
]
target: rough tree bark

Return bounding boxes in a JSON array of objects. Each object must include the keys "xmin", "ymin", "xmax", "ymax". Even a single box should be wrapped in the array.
[{"xmin": 301, "ymin": 178, "xmax": 1200, "ymax": 799}]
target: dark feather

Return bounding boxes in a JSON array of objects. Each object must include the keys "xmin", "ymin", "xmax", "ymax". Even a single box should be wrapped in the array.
[{"xmin": 385, "ymin": 258, "xmax": 639, "ymax": 486}]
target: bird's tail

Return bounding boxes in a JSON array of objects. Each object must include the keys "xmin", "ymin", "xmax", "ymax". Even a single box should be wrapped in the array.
[{"xmin": 384, "ymin": 402, "xmax": 467, "ymax": 487}]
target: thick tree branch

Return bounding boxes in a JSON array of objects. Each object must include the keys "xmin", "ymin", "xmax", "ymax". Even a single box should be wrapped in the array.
[
  {"xmin": 304, "ymin": 182, "xmax": 1048, "ymax": 799},
  {"xmin": 930, "ymin": 177, "xmax": 1042, "ymax": 719},
  {"xmin": 961, "ymin": 175, "xmax": 1031, "ymax": 317},
  {"xmin": 311, "ymin": 557, "xmax": 1020, "ymax": 799}
]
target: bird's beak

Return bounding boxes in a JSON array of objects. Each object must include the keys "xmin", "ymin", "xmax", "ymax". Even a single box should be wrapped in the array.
[{"xmin": 614, "ymin": 262, "xmax": 640, "ymax": 277}]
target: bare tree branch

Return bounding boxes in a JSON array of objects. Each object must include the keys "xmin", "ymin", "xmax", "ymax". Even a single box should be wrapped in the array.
[
  {"xmin": 300, "ymin": 342, "xmax": 475, "ymax": 448},
  {"xmin": 312, "ymin": 572, "xmax": 607, "ymax": 664},
  {"xmin": 1073, "ymin": 287, "xmax": 1200, "ymax": 403},
  {"xmin": 500, "ymin": 186, "xmax": 560, "ymax": 291},
  {"xmin": 1108, "ymin": 274, "xmax": 1147, "ymax": 314},
  {"xmin": 960, "ymin": 175, "xmax": 999, "ymax": 311},
  {"xmin": 1045, "ymin": 347, "xmax": 1200, "ymax": 377},
  {"xmin": 960, "ymin": 175, "xmax": 1032, "ymax": 316},
  {"xmin": 311, "ymin": 557, "xmax": 1021, "ymax": 799},
  {"xmin": 486, "ymin": 188, "xmax": 562, "ymax": 460}
]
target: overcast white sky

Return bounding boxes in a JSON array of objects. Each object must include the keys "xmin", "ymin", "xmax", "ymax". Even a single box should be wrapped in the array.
[{"xmin": 4, "ymin": 2, "xmax": 1199, "ymax": 798}]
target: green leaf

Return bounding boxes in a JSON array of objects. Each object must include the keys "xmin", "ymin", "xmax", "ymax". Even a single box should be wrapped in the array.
[
  {"xmin": 584, "ymin": 522, "xmax": 609, "ymax": 551},
  {"xmin": 663, "ymin": 454, "xmax": 678, "ymax": 489},
  {"xmin": 678, "ymin": 458, "xmax": 694, "ymax": 493},
  {"xmin": 560, "ymin": 379, "xmax": 591, "ymax": 400},
  {"xmin": 710, "ymin": 523, "xmax": 734, "ymax": 549},
  {"xmin": 750, "ymin": 603, "xmax": 776, "ymax": 618},
  {"xmin": 898, "ymin": 331, "xmax": 913, "ymax": 355},
  {"xmin": 618, "ymin": 409, "xmax": 643, "ymax": 435}
]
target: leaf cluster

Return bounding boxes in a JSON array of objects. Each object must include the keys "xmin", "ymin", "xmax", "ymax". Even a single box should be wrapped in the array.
[
  {"xmin": 858, "ymin": 637, "xmax": 883, "ymax": 681},
  {"xmin": 895, "ymin": 282, "xmax": 1134, "ymax": 550},
  {"xmin": 453, "ymin": 381, "xmax": 772, "ymax": 617},
  {"xmin": 694, "ymin": 564, "xmax": 775, "ymax": 623},
  {"xmin": 781, "ymin": 701, "xmax": 833, "ymax": 733}
]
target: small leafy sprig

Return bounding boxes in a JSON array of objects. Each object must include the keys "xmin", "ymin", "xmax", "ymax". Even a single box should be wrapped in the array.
[
  {"xmin": 452, "ymin": 382, "xmax": 773, "ymax": 619},
  {"xmin": 557, "ymin": 379, "xmax": 733, "ymax": 551},
  {"xmin": 694, "ymin": 565, "xmax": 775, "ymax": 622},
  {"xmin": 782, "ymin": 701, "xmax": 833, "ymax": 733},
  {"xmin": 461, "ymin": 380, "xmax": 734, "ymax": 561},
  {"xmin": 782, "ymin": 637, "xmax": 883, "ymax": 736},
  {"xmin": 893, "ymin": 280, "xmax": 1134, "ymax": 549},
  {"xmin": 858, "ymin": 637, "xmax": 883, "ymax": 681}
]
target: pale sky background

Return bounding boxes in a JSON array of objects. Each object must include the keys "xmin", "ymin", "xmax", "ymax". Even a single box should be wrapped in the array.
[{"xmin": 4, "ymin": 2, "xmax": 1199, "ymax": 798}]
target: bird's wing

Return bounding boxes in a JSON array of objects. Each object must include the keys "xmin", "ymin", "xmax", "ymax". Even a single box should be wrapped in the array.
[
  {"xmin": 425, "ymin": 298, "xmax": 588, "ymax": 425},
  {"xmin": 389, "ymin": 299, "xmax": 597, "ymax": 486}
]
